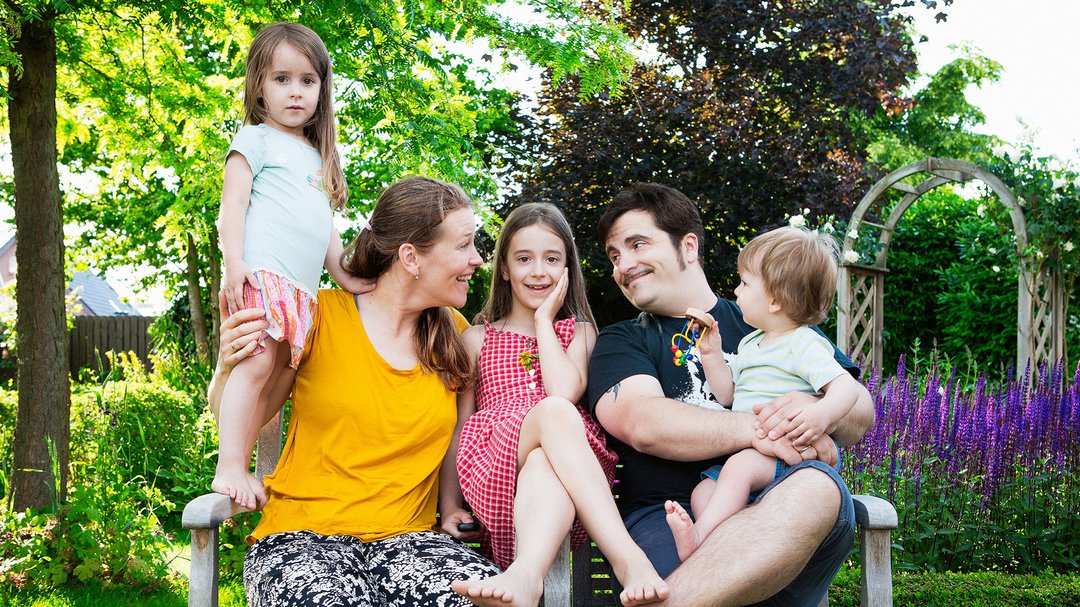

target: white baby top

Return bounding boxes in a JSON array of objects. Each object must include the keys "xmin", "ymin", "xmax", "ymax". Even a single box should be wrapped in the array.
[
  {"xmin": 730, "ymin": 325, "xmax": 848, "ymax": 412},
  {"xmin": 228, "ymin": 124, "xmax": 332, "ymax": 295}
]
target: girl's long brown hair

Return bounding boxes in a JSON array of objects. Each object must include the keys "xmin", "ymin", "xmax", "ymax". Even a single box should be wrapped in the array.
[
  {"xmin": 342, "ymin": 176, "xmax": 475, "ymax": 391},
  {"xmin": 479, "ymin": 202, "xmax": 596, "ymax": 327},
  {"xmin": 242, "ymin": 22, "xmax": 348, "ymax": 209}
]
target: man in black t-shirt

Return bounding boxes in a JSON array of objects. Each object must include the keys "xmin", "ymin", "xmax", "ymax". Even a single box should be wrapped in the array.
[{"xmin": 587, "ymin": 183, "xmax": 874, "ymax": 606}]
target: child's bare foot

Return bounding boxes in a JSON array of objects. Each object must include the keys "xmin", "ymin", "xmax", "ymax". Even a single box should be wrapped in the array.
[
  {"xmin": 450, "ymin": 568, "xmax": 543, "ymax": 607},
  {"xmin": 212, "ymin": 468, "xmax": 264, "ymax": 510},
  {"xmin": 613, "ymin": 556, "xmax": 669, "ymax": 606},
  {"xmin": 665, "ymin": 500, "xmax": 702, "ymax": 562}
]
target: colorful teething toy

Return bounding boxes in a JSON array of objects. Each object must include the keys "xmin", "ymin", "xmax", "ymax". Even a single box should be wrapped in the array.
[{"xmin": 670, "ymin": 307, "xmax": 710, "ymax": 366}]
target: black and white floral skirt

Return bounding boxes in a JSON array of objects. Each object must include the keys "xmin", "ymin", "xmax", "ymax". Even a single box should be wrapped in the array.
[{"xmin": 244, "ymin": 530, "xmax": 500, "ymax": 607}]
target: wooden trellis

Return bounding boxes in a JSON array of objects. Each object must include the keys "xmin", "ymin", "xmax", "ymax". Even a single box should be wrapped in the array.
[{"xmin": 836, "ymin": 157, "xmax": 1067, "ymax": 373}]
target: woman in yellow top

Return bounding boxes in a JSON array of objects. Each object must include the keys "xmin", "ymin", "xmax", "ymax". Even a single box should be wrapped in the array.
[{"xmin": 209, "ymin": 176, "xmax": 499, "ymax": 605}]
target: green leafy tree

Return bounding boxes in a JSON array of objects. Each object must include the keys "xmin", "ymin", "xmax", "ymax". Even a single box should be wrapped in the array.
[
  {"xmin": 58, "ymin": 0, "xmax": 634, "ymax": 360},
  {"xmin": 850, "ymin": 46, "xmax": 1004, "ymax": 169},
  {"xmin": 1, "ymin": 0, "xmax": 634, "ymax": 511},
  {"xmin": 500, "ymin": 0, "xmax": 923, "ymax": 324}
]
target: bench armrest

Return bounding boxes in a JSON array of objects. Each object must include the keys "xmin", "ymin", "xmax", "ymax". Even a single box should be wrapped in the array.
[
  {"xmin": 852, "ymin": 494, "xmax": 897, "ymax": 530},
  {"xmin": 182, "ymin": 493, "xmax": 249, "ymax": 530}
]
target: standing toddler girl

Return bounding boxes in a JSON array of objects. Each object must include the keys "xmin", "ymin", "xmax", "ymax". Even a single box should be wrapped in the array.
[
  {"xmin": 213, "ymin": 22, "xmax": 368, "ymax": 509},
  {"xmin": 446, "ymin": 203, "xmax": 667, "ymax": 607}
]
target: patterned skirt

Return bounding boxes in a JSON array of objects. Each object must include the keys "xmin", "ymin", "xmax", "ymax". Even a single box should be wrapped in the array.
[{"xmin": 242, "ymin": 269, "xmax": 317, "ymax": 369}]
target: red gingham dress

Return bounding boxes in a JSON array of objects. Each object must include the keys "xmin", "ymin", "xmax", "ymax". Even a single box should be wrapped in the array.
[{"xmin": 456, "ymin": 317, "xmax": 618, "ymax": 570}]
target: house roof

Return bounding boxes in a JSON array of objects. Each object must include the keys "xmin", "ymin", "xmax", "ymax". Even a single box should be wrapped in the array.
[{"xmin": 69, "ymin": 270, "xmax": 138, "ymax": 316}]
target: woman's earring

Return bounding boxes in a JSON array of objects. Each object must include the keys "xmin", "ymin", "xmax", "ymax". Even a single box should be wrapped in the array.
[{"xmin": 414, "ymin": 273, "xmax": 420, "ymax": 280}]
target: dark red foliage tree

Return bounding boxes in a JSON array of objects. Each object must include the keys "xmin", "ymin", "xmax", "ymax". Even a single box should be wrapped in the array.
[{"xmin": 499, "ymin": 0, "xmax": 924, "ymax": 325}]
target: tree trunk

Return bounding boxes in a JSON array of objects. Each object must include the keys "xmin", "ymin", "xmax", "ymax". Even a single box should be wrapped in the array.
[
  {"xmin": 208, "ymin": 225, "xmax": 221, "ymax": 367},
  {"xmin": 186, "ymin": 232, "xmax": 209, "ymax": 362},
  {"xmin": 8, "ymin": 17, "xmax": 71, "ymax": 511}
]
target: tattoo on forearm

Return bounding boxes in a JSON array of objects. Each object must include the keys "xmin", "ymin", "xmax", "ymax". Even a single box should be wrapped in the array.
[{"xmin": 606, "ymin": 382, "xmax": 621, "ymax": 401}]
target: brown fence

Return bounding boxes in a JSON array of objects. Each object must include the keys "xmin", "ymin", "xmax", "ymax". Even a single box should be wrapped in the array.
[{"xmin": 70, "ymin": 315, "xmax": 157, "ymax": 376}]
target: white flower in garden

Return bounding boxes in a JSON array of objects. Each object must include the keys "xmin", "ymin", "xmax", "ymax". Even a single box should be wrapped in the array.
[
  {"xmin": 789, "ymin": 214, "xmax": 807, "ymax": 228},
  {"xmin": 802, "ymin": 207, "xmax": 810, "ymax": 215},
  {"xmin": 847, "ymin": 228, "xmax": 859, "ymax": 239},
  {"xmin": 976, "ymin": 204, "xmax": 985, "ymax": 216},
  {"xmin": 992, "ymin": 265, "xmax": 1001, "ymax": 272},
  {"xmin": 1066, "ymin": 242, "xmax": 1075, "ymax": 252},
  {"xmin": 988, "ymin": 247, "xmax": 997, "ymax": 254},
  {"xmin": 843, "ymin": 250, "xmax": 860, "ymax": 264},
  {"xmin": 938, "ymin": 387, "xmax": 945, "ymax": 396},
  {"xmin": 822, "ymin": 222, "xmax": 835, "ymax": 233},
  {"xmin": 1053, "ymin": 177, "xmax": 1067, "ymax": 190}
]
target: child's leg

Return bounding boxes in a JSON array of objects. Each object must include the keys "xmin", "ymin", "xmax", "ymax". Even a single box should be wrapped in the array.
[
  {"xmin": 516, "ymin": 397, "xmax": 668, "ymax": 607},
  {"xmin": 213, "ymin": 339, "xmax": 287, "ymax": 509},
  {"xmin": 690, "ymin": 477, "xmax": 717, "ymax": 517},
  {"xmin": 451, "ymin": 448, "xmax": 575, "ymax": 607},
  {"xmin": 255, "ymin": 345, "xmax": 297, "ymax": 430},
  {"xmin": 666, "ymin": 448, "xmax": 778, "ymax": 561}
]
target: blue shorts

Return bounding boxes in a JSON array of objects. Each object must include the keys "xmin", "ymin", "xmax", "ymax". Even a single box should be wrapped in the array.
[
  {"xmin": 618, "ymin": 460, "xmax": 855, "ymax": 607},
  {"xmin": 702, "ymin": 458, "xmax": 786, "ymax": 502}
]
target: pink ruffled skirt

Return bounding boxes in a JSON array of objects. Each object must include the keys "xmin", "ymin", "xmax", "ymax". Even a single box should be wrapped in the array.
[{"xmin": 242, "ymin": 270, "xmax": 317, "ymax": 369}]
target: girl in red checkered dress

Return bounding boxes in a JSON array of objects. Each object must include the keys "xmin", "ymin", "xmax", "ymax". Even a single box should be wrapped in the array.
[{"xmin": 446, "ymin": 204, "xmax": 668, "ymax": 607}]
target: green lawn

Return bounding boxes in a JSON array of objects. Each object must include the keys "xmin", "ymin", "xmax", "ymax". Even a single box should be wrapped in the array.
[
  {"xmin": 0, "ymin": 583, "xmax": 244, "ymax": 607},
  {"xmin": 2, "ymin": 565, "xmax": 1077, "ymax": 606}
]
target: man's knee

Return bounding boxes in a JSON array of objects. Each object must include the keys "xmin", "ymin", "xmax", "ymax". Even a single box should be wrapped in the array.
[{"xmin": 759, "ymin": 466, "xmax": 841, "ymax": 515}]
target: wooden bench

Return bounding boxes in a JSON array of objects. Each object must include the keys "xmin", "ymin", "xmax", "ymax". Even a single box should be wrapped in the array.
[
  {"xmin": 554, "ymin": 494, "xmax": 897, "ymax": 607},
  {"xmin": 183, "ymin": 414, "xmax": 897, "ymax": 606}
]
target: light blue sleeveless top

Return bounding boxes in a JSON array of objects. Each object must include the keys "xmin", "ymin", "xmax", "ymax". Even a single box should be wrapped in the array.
[{"xmin": 228, "ymin": 124, "xmax": 332, "ymax": 295}]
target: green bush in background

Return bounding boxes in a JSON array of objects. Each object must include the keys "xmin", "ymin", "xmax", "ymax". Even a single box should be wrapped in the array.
[
  {"xmin": 881, "ymin": 188, "xmax": 1019, "ymax": 377},
  {"xmin": 0, "ymin": 354, "xmax": 255, "ymax": 589}
]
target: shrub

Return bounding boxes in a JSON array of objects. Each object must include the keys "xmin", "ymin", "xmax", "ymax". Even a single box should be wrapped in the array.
[
  {"xmin": 0, "ymin": 415, "xmax": 180, "ymax": 590},
  {"xmin": 843, "ymin": 357, "xmax": 1080, "ymax": 573},
  {"xmin": 0, "ymin": 354, "xmax": 226, "ymax": 589},
  {"xmin": 66, "ymin": 358, "xmax": 218, "ymax": 524},
  {"xmin": 882, "ymin": 189, "xmax": 1018, "ymax": 376},
  {"xmin": 829, "ymin": 567, "xmax": 1080, "ymax": 607}
]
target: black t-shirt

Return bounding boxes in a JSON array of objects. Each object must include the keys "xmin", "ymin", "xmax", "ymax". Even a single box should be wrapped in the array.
[{"xmin": 586, "ymin": 297, "xmax": 858, "ymax": 518}]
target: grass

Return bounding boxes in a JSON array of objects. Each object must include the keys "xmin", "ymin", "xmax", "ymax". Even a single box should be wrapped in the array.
[
  {"xmin": 2, "ymin": 563, "xmax": 1077, "ymax": 606},
  {"xmin": 0, "ymin": 582, "xmax": 245, "ymax": 607}
]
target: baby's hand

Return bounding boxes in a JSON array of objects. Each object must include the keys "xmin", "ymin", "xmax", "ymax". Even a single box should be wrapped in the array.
[
  {"xmin": 336, "ymin": 274, "xmax": 376, "ymax": 295},
  {"xmin": 683, "ymin": 308, "xmax": 723, "ymax": 362},
  {"xmin": 223, "ymin": 259, "xmax": 258, "ymax": 315},
  {"xmin": 782, "ymin": 404, "xmax": 832, "ymax": 446}
]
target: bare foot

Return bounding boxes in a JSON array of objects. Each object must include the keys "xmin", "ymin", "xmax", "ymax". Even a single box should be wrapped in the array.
[
  {"xmin": 450, "ymin": 568, "xmax": 543, "ymax": 607},
  {"xmin": 212, "ymin": 468, "xmax": 264, "ymax": 510},
  {"xmin": 613, "ymin": 555, "xmax": 670, "ymax": 606},
  {"xmin": 665, "ymin": 500, "xmax": 702, "ymax": 562}
]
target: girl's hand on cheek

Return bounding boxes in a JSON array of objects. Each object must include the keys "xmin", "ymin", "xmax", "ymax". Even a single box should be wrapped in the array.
[{"xmin": 534, "ymin": 267, "xmax": 568, "ymax": 325}]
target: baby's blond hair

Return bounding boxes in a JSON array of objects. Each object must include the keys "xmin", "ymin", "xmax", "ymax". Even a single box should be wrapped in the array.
[{"xmin": 737, "ymin": 226, "xmax": 839, "ymax": 326}]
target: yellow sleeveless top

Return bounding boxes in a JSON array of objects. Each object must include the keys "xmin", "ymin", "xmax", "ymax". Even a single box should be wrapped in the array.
[{"xmin": 250, "ymin": 289, "xmax": 468, "ymax": 542}]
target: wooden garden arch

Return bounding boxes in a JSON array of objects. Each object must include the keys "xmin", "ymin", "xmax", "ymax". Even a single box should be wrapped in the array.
[{"xmin": 836, "ymin": 157, "xmax": 1067, "ymax": 373}]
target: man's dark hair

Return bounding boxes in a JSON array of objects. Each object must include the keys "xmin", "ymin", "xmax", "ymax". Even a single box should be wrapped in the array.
[{"xmin": 598, "ymin": 183, "xmax": 706, "ymax": 252}]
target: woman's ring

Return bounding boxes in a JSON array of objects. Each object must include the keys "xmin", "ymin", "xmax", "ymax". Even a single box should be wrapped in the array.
[{"xmin": 798, "ymin": 446, "xmax": 810, "ymax": 454}]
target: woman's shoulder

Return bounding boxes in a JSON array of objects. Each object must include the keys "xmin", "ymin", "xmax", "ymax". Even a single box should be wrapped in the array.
[{"xmin": 315, "ymin": 289, "xmax": 354, "ymax": 318}]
